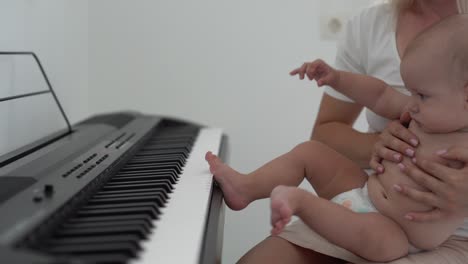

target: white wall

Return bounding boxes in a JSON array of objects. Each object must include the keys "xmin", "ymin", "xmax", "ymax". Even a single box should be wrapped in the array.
[
  {"xmin": 0, "ymin": 1, "xmax": 373, "ymax": 263},
  {"xmin": 88, "ymin": 1, "xmax": 372, "ymax": 263},
  {"xmin": 0, "ymin": 0, "xmax": 89, "ymax": 123}
]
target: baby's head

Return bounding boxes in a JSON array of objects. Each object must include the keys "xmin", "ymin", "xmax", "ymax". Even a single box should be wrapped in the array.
[{"xmin": 400, "ymin": 14, "xmax": 468, "ymax": 133}]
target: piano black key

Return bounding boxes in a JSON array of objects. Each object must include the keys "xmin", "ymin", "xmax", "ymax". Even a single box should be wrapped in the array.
[
  {"xmin": 101, "ymin": 182, "xmax": 173, "ymax": 193},
  {"xmin": 148, "ymin": 132, "xmax": 196, "ymax": 139},
  {"xmin": 81, "ymin": 202, "xmax": 161, "ymax": 214},
  {"xmin": 129, "ymin": 157, "xmax": 185, "ymax": 165},
  {"xmin": 77, "ymin": 206, "xmax": 159, "ymax": 219},
  {"xmin": 145, "ymin": 137, "xmax": 193, "ymax": 143},
  {"xmin": 72, "ymin": 253, "xmax": 130, "ymax": 264},
  {"xmin": 127, "ymin": 155, "xmax": 185, "ymax": 165},
  {"xmin": 46, "ymin": 234, "xmax": 141, "ymax": 247},
  {"xmin": 125, "ymin": 161, "xmax": 185, "ymax": 171},
  {"xmin": 114, "ymin": 169, "xmax": 179, "ymax": 181},
  {"xmin": 47, "ymin": 242, "xmax": 139, "ymax": 257},
  {"xmin": 119, "ymin": 163, "xmax": 182, "ymax": 174},
  {"xmin": 95, "ymin": 188, "xmax": 169, "ymax": 199},
  {"xmin": 66, "ymin": 214, "xmax": 153, "ymax": 225},
  {"xmin": 55, "ymin": 225, "xmax": 148, "ymax": 240},
  {"xmin": 136, "ymin": 149, "xmax": 189, "ymax": 158},
  {"xmin": 61, "ymin": 219, "xmax": 152, "ymax": 232},
  {"xmin": 110, "ymin": 174, "xmax": 177, "ymax": 184},
  {"xmin": 106, "ymin": 179, "xmax": 172, "ymax": 186},
  {"xmin": 92, "ymin": 190, "xmax": 166, "ymax": 199},
  {"xmin": 141, "ymin": 142, "xmax": 193, "ymax": 151},
  {"xmin": 88, "ymin": 194, "xmax": 166, "ymax": 207}
]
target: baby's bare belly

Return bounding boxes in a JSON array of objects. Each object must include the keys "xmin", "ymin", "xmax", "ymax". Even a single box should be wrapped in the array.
[
  {"xmin": 367, "ymin": 159, "xmax": 430, "ymax": 217},
  {"xmin": 367, "ymin": 159, "xmax": 463, "ymax": 249}
]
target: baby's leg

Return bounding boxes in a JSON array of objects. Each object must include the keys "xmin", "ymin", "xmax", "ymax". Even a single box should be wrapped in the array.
[
  {"xmin": 290, "ymin": 140, "xmax": 368, "ymax": 199},
  {"xmin": 205, "ymin": 140, "xmax": 367, "ymax": 210},
  {"xmin": 270, "ymin": 186, "xmax": 409, "ymax": 262}
]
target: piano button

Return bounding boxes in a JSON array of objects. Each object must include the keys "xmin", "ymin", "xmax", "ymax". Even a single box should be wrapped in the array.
[{"xmin": 33, "ymin": 195, "xmax": 43, "ymax": 202}]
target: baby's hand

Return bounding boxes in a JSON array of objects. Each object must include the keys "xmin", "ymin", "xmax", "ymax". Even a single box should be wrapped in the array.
[{"xmin": 290, "ymin": 59, "xmax": 339, "ymax": 87}]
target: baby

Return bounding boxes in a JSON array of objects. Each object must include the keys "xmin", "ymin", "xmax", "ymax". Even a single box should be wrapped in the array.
[{"xmin": 206, "ymin": 14, "xmax": 468, "ymax": 261}]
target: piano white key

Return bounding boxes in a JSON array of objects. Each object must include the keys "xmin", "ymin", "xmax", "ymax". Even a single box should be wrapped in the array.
[{"xmin": 132, "ymin": 127, "xmax": 223, "ymax": 264}]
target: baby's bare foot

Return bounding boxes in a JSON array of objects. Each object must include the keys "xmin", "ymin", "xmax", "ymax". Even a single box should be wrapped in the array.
[
  {"xmin": 205, "ymin": 151, "xmax": 250, "ymax": 210},
  {"xmin": 270, "ymin": 186, "xmax": 301, "ymax": 236}
]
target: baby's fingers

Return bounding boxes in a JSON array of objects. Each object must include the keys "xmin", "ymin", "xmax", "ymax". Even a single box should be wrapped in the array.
[
  {"xmin": 369, "ymin": 154, "xmax": 384, "ymax": 174},
  {"xmin": 290, "ymin": 63, "xmax": 308, "ymax": 80},
  {"xmin": 317, "ymin": 74, "xmax": 334, "ymax": 86},
  {"xmin": 305, "ymin": 65, "xmax": 318, "ymax": 81},
  {"xmin": 289, "ymin": 67, "xmax": 301, "ymax": 76},
  {"xmin": 271, "ymin": 222, "xmax": 285, "ymax": 236}
]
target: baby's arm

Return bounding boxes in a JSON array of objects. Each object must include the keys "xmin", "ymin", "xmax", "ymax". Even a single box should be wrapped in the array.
[{"xmin": 291, "ymin": 60, "xmax": 409, "ymax": 120}]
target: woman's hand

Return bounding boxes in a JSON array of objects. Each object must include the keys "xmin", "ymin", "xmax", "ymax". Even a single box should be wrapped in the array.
[
  {"xmin": 395, "ymin": 146, "xmax": 468, "ymax": 221},
  {"xmin": 290, "ymin": 59, "xmax": 339, "ymax": 87},
  {"xmin": 369, "ymin": 112, "xmax": 419, "ymax": 173}
]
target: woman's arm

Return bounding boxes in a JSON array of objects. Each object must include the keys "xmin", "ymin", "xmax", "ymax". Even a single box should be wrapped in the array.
[
  {"xmin": 312, "ymin": 93, "xmax": 379, "ymax": 168},
  {"xmin": 369, "ymin": 112, "xmax": 419, "ymax": 173}
]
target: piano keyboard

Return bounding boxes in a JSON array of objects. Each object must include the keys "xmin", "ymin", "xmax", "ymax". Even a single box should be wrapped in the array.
[
  {"xmin": 134, "ymin": 128, "xmax": 223, "ymax": 264},
  {"xmin": 20, "ymin": 123, "xmax": 223, "ymax": 263}
]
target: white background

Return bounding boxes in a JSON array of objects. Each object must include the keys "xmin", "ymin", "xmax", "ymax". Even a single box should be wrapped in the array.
[{"xmin": 1, "ymin": 1, "xmax": 373, "ymax": 262}]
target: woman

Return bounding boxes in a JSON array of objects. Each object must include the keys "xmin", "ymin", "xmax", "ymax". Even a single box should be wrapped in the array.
[{"xmin": 238, "ymin": 0, "xmax": 468, "ymax": 263}]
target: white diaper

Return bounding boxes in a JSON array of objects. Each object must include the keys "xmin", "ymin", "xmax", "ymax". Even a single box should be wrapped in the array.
[{"xmin": 330, "ymin": 183, "xmax": 378, "ymax": 213}]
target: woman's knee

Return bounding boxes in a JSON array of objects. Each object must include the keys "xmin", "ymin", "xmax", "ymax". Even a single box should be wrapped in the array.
[
  {"xmin": 354, "ymin": 217, "xmax": 408, "ymax": 262},
  {"xmin": 238, "ymin": 236, "xmax": 345, "ymax": 264}
]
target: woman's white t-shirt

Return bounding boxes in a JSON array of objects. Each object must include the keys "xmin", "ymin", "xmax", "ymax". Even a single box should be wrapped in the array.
[{"xmin": 324, "ymin": 2, "xmax": 468, "ymax": 237}]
